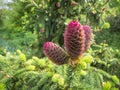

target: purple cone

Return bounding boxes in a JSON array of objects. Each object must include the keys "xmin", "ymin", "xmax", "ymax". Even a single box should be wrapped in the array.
[
  {"xmin": 64, "ymin": 20, "xmax": 85, "ymax": 59},
  {"xmin": 83, "ymin": 25, "xmax": 92, "ymax": 52},
  {"xmin": 43, "ymin": 42, "xmax": 69, "ymax": 65}
]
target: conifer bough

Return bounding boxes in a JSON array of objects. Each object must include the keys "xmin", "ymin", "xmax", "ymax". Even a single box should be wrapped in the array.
[{"xmin": 43, "ymin": 42, "xmax": 69, "ymax": 65}]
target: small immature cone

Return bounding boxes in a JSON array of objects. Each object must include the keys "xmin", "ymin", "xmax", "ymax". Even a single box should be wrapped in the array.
[
  {"xmin": 83, "ymin": 25, "xmax": 92, "ymax": 52},
  {"xmin": 64, "ymin": 20, "xmax": 85, "ymax": 59},
  {"xmin": 43, "ymin": 42, "xmax": 69, "ymax": 65}
]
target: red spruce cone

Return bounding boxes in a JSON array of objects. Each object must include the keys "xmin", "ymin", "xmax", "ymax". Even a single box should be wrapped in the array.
[
  {"xmin": 83, "ymin": 25, "xmax": 92, "ymax": 52},
  {"xmin": 43, "ymin": 42, "xmax": 69, "ymax": 65},
  {"xmin": 64, "ymin": 20, "xmax": 85, "ymax": 59}
]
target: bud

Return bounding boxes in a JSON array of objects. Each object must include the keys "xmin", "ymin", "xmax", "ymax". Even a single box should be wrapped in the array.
[
  {"xmin": 80, "ymin": 70, "xmax": 87, "ymax": 76},
  {"xmin": 71, "ymin": 1, "xmax": 78, "ymax": 6},
  {"xmin": 55, "ymin": 2, "xmax": 60, "ymax": 8},
  {"xmin": 102, "ymin": 81, "xmax": 111, "ymax": 90},
  {"xmin": 111, "ymin": 75, "xmax": 119, "ymax": 84},
  {"xmin": 79, "ymin": 61, "xmax": 87, "ymax": 69},
  {"xmin": 52, "ymin": 74, "xmax": 60, "ymax": 82},
  {"xmin": 26, "ymin": 65, "xmax": 35, "ymax": 71}
]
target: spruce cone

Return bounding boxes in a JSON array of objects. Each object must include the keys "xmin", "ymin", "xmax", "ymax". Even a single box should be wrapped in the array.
[
  {"xmin": 83, "ymin": 25, "xmax": 92, "ymax": 52},
  {"xmin": 64, "ymin": 20, "xmax": 85, "ymax": 59},
  {"xmin": 43, "ymin": 42, "xmax": 69, "ymax": 65}
]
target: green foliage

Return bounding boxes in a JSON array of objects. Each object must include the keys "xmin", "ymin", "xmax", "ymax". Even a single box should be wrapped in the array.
[
  {"xmin": 0, "ymin": 50, "xmax": 119, "ymax": 90},
  {"xmin": 0, "ymin": 31, "xmax": 38, "ymax": 58},
  {"xmin": 108, "ymin": 0, "xmax": 120, "ymax": 15},
  {"xmin": 94, "ymin": 29, "xmax": 120, "ymax": 50},
  {"xmin": 106, "ymin": 15, "xmax": 120, "ymax": 33},
  {"xmin": 90, "ymin": 43, "xmax": 120, "ymax": 79}
]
